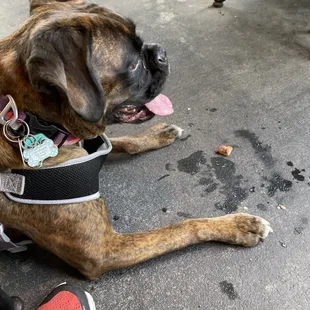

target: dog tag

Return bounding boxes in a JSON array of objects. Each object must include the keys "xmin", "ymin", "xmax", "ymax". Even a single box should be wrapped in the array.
[
  {"xmin": 24, "ymin": 133, "xmax": 46, "ymax": 148},
  {"xmin": 22, "ymin": 134, "xmax": 58, "ymax": 168}
]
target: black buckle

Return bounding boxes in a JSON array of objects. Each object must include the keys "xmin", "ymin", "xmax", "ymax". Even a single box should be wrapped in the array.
[{"xmin": 25, "ymin": 112, "xmax": 69, "ymax": 147}]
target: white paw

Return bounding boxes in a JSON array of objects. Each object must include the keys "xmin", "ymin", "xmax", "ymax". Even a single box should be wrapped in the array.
[
  {"xmin": 259, "ymin": 217, "xmax": 273, "ymax": 239},
  {"xmin": 170, "ymin": 125, "xmax": 184, "ymax": 138}
]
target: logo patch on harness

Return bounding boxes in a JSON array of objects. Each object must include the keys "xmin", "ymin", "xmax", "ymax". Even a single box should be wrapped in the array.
[{"xmin": 0, "ymin": 173, "xmax": 25, "ymax": 195}]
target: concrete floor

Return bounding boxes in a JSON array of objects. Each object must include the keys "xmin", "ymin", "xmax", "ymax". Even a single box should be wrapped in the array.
[{"xmin": 1, "ymin": 0, "xmax": 310, "ymax": 309}]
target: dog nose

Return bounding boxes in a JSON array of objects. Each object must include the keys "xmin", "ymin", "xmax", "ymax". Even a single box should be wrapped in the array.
[{"xmin": 156, "ymin": 46, "xmax": 167, "ymax": 64}]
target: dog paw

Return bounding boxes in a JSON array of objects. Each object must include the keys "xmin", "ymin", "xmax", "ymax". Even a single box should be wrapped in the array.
[
  {"xmin": 169, "ymin": 125, "xmax": 184, "ymax": 138},
  {"xmin": 146, "ymin": 122, "xmax": 183, "ymax": 136},
  {"xmin": 153, "ymin": 123, "xmax": 183, "ymax": 145},
  {"xmin": 139, "ymin": 123, "xmax": 184, "ymax": 145},
  {"xmin": 122, "ymin": 123, "xmax": 184, "ymax": 154},
  {"xmin": 214, "ymin": 213, "xmax": 273, "ymax": 247}
]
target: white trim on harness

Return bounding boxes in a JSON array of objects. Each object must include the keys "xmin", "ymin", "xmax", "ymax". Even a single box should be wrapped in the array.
[
  {"xmin": 26, "ymin": 134, "xmax": 112, "ymax": 170},
  {"xmin": 5, "ymin": 191, "xmax": 100, "ymax": 205}
]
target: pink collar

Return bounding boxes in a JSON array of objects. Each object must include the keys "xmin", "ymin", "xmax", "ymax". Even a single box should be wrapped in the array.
[{"xmin": 0, "ymin": 94, "xmax": 79, "ymax": 147}]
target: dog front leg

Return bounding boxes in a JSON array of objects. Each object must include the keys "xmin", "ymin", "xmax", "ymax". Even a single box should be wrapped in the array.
[
  {"xmin": 110, "ymin": 123, "xmax": 183, "ymax": 154},
  {"xmin": 86, "ymin": 213, "xmax": 271, "ymax": 279}
]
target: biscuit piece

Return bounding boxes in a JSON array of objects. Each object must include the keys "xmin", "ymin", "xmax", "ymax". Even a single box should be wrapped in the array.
[{"xmin": 216, "ymin": 145, "xmax": 233, "ymax": 156}]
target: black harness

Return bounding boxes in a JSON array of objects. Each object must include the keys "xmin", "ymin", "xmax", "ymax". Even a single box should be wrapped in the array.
[
  {"xmin": 5, "ymin": 135, "xmax": 111, "ymax": 205},
  {"xmin": 0, "ymin": 95, "xmax": 112, "ymax": 252}
]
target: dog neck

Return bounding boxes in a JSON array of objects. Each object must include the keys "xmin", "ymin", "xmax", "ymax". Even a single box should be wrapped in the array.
[
  {"xmin": 0, "ymin": 41, "xmax": 59, "ymax": 122},
  {"xmin": 0, "ymin": 39, "xmax": 56, "ymax": 169}
]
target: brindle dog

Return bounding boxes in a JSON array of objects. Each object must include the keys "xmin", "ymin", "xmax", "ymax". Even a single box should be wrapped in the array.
[{"xmin": 0, "ymin": 0, "xmax": 272, "ymax": 280}]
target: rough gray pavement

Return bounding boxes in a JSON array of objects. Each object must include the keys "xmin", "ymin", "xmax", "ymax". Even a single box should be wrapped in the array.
[{"xmin": 1, "ymin": 0, "xmax": 310, "ymax": 309}]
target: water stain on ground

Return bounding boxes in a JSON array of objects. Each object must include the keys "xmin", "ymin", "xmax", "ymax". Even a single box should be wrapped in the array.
[
  {"xmin": 235, "ymin": 130, "xmax": 275, "ymax": 168},
  {"xmin": 219, "ymin": 281, "xmax": 239, "ymax": 300},
  {"xmin": 266, "ymin": 173, "xmax": 292, "ymax": 197},
  {"xmin": 257, "ymin": 203, "xmax": 267, "ymax": 211},
  {"xmin": 180, "ymin": 134, "xmax": 192, "ymax": 142},
  {"xmin": 286, "ymin": 161, "xmax": 306, "ymax": 182},
  {"xmin": 211, "ymin": 157, "xmax": 248, "ymax": 213},
  {"xmin": 165, "ymin": 163, "xmax": 176, "ymax": 171},
  {"xmin": 205, "ymin": 183, "xmax": 218, "ymax": 193},
  {"xmin": 291, "ymin": 168, "xmax": 305, "ymax": 181},
  {"xmin": 177, "ymin": 151, "xmax": 207, "ymax": 175},
  {"xmin": 198, "ymin": 177, "xmax": 219, "ymax": 194},
  {"xmin": 199, "ymin": 177, "xmax": 213, "ymax": 186},
  {"xmin": 211, "ymin": 157, "xmax": 236, "ymax": 182},
  {"xmin": 177, "ymin": 212, "xmax": 193, "ymax": 218}
]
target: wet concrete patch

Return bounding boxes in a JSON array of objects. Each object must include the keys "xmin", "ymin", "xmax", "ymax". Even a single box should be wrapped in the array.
[
  {"xmin": 166, "ymin": 163, "xmax": 176, "ymax": 171},
  {"xmin": 211, "ymin": 157, "xmax": 237, "ymax": 183},
  {"xmin": 211, "ymin": 157, "xmax": 248, "ymax": 213},
  {"xmin": 177, "ymin": 146, "xmax": 294, "ymax": 213},
  {"xmin": 219, "ymin": 281, "xmax": 239, "ymax": 300},
  {"xmin": 285, "ymin": 161, "xmax": 305, "ymax": 182},
  {"xmin": 205, "ymin": 183, "xmax": 219, "ymax": 193},
  {"xmin": 266, "ymin": 173, "xmax": 293, "ymax": 197},
  {"xmin": 257, "ymin": 203, "xmax": 267, "ymax": 211},
  {"xmin": 177, "ymin": 151, "xmax": 207, "ymax": 175},
  {"xmin": 199, "ymin": 177, "xmax": 213, "ymax": 186},
  {"xmin": 177, "ymin": 152, "xmax": 248, "ymax": 213},
  {"xmin": 291, "ymin": 168, "xmax": 305, "ymax": 182},
  {"xmin": 235, "ymin": 130, "xmax": 275, "ymax": 168}
]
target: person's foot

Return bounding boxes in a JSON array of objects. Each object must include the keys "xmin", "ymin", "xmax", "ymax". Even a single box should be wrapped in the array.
[{"xmin": 37, "ymin": 283, "xmax": 96, "ymax": 310}]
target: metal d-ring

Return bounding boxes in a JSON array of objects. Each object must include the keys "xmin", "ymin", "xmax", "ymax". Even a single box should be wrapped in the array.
[
  {"xmin": 3, "ymin": 119, "xmax": 30, "ymax": 143},
  {"xmin": 0, "ymin": 95, "xmax": 18, "ymax": 128}
]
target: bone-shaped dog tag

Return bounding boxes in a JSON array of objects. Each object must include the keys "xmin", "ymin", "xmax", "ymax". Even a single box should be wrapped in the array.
[{"xmin": 22, "ymin": 134, "xmax": 58, "ymax": 168}]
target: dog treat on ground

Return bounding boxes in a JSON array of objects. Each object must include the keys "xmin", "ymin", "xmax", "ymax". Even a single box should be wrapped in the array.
[{"xmin": 216, "ymin": 145, "xmax": 233, "ymax": 156}]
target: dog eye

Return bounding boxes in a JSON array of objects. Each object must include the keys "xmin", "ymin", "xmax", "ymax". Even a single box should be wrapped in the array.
[{"xmin": 129, "ymin": 61, "xmax": 139, "ymax": 72}]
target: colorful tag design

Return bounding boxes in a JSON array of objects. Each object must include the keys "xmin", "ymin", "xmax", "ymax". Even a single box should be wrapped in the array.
[
  {"xmin": 24, "ymin": 133, "xmax": 46, "ymax": 147},
  {"xmin": 22, "ymin": 134, "xmax": 58, "ymax": 168}
]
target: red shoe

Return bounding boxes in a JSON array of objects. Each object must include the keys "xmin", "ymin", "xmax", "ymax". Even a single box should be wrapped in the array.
[{"xmin": 37, "ymin": 283, "xmax": 96, "ymax": 310}]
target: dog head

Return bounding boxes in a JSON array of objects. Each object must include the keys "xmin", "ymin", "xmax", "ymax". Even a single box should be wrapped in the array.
[{"xmin": 23, "ymin": 0, "xmax": 171, "ymax": 139}]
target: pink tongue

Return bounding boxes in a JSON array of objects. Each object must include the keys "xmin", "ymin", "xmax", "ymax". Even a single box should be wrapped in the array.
[{"xmin": 144, "ymin": 94, "xmax": 174, "ymax": 116}]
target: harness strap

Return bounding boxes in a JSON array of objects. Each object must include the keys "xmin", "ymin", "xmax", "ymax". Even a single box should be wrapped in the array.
[
  {"xmin": 0, "ymin": 175, "xmax": 32, "ymax": 253},
  {"xmin": 0, "ymin": 223, "xmax": 32, "ymax": 253}
]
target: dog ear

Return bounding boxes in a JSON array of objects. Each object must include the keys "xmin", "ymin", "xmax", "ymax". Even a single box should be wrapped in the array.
[{"xmin": 26, "ymin": 25, "xmax": 105, "ymax": 123}]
